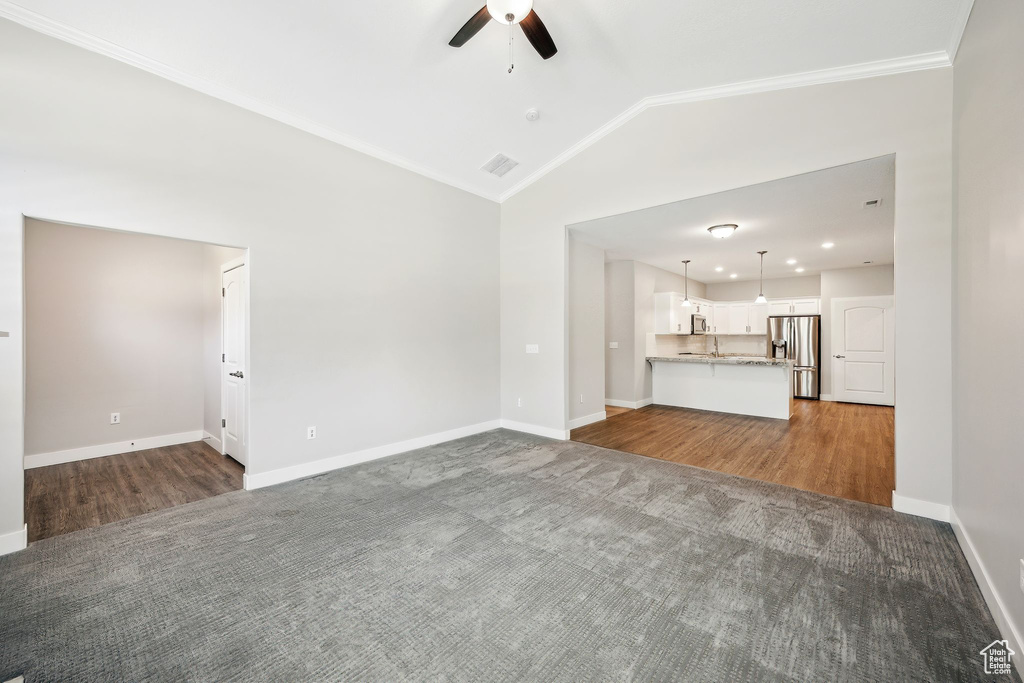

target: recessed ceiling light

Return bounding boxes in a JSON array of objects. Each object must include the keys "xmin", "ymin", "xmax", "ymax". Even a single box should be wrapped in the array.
[
  {"xmin": 715, "ymin": 266, "xmax": 724, "ymax": 272},
  {"xmin": 795, "ymin": 267, "xmax": 806, "ymax": 273},
  {"xmin": 786, "ymin": 258, "xmax": 797, "ymax": 265},
  {"xmin": 821, "ymin": 242, "xmax": 835, "ymax": 249},
  {"xmin": 729, "ymin": 273, "xmax": 738, "ymax": 279},
  {"xmin": 707, "ymin": 224, "xmax": 738, "ymax": 239}
]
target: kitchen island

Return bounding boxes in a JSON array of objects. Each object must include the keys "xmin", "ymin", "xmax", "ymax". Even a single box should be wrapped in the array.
[{"xmin": 647, "ymin": 355, "xmax": 794, "ymax": 420}]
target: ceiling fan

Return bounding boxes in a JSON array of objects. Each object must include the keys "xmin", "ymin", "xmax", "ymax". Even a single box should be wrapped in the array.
[{"xmin": 449, "ymin": 0, "xmax": 557, "ymax": 65}]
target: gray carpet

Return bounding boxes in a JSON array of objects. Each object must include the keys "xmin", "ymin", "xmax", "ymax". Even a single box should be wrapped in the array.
[{"xmin": 0, "ymin": 429, "xmax": 1015, "ymax": 682}]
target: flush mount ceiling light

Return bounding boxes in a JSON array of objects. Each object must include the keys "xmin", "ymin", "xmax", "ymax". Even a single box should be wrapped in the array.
[
  {"xmin": 707, "ymin": 224, "xmax": 738, "ymax": 239},
  {"xmin": 821, "ymin": 242, "xmax": 835, "ymax": 249},
  {"xmin": 681, "ymin": 260, "xmax": 692, "ymax": 307},
  {"xmin": 754, "ymin": 251, "xmax": 768, "ymax": 304}
]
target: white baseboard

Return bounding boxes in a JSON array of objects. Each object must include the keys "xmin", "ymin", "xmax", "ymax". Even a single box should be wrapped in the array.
[
  {"xmin": 0, "ymin": 524, "xmax": 27, "ymax": 556},
  {"xmin": 202, "ymin": 431, "xmax": 224, "ymax": 454},
  {"xmin": 568, "ymin": 411, "xmax": 606, "ymax": 430},
  {"xmin": 498, "ymin": 419, "xmax": 570, "ymax": 441},
  {"xmin": 243, "ymin": 420, "xmax": 501, "ymax": 491},
  {"xmin": 604, "ymin": 397, "xmax": 654, "ymax": 410},
  {"xmin": 820, "ymin": 393, "xmax": 834, "ymax": 401},
  {"xmin": 951, "ymin": 508, "xmax": 1023, "ymax": 665},
  {"xmin": 891, "ymin": 491, "xmax": 951, "ymax": 522},
  {"xmin": 24, "ymin": 430, "xmax": 206, "ymax": 469}
]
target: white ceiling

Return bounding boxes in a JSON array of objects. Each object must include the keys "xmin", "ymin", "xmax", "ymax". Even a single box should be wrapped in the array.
[
  {"xmin": 569, "ymin": 156, "xmax": 895, "ymax": 284},
  {"xmin": 0, "ymin": 1, "xmax": 970, "ymax": 201}
]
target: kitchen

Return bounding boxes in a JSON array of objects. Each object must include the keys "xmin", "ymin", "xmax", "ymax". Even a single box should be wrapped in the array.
[{"xmin": 567, "ymin": 156, "xmax": 897, "ymax": 507}]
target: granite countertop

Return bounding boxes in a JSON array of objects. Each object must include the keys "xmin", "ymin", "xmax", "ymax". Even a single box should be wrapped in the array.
[{"xmin": 646, "ymin": 354, "xmax": 794, "ymax": 367}]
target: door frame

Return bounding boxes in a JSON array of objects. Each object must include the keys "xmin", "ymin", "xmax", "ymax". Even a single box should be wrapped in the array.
[
  {"xmin": 830, "ymin": 294, "xmax": 895, "ymax": 406},
  {"xmin": 219, "ymin": 255, "xmax": 250, "ymax": 467}
]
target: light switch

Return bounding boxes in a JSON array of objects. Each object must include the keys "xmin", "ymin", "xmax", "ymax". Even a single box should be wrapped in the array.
[
  {"xmin": 525, "ymin": 344, "xmax": 539, "ymax": 354},
  {"xmin": 609, "ymin": 342, "xmax": 619, "ymax": 349}
]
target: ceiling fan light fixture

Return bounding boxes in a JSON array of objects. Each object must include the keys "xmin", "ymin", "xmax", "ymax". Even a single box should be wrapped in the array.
[
  {"xmin": 487, "ymin": 0, "xmax": 534, "ymax": 23},
  {"xmin": 708, "ymin": 224, "xmax": 738, "ymax": 239}
]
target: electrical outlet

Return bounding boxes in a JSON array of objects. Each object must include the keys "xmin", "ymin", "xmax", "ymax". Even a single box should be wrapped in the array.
[
  {"xmin": 1019, "ymin": 559, "xmax": 1024, "ymax": 596},
  {"xmin": 609, "ymin": 342, "xmax": 619, "ymax": 349},
  {"xmin": 307, "ymin": 426, "xmax": 316, "ymax": 440},
  {"xmin": 525, "ymin": 344, "xmax": 539, "ymax": 354},
  {"xmin": 110, "ymin": 412, "xmax": 120, "ymax": 425},
  {"xmin": 517, "ymin": 397, "xmax": 522, "ymax": 408},
  {"xmin": 579, "ymin": 394, "xmax": 584, "ymax": 403}
]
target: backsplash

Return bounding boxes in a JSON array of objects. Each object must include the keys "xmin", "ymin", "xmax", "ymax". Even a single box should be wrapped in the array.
[{"xmin": 647, "ymin": 333, "xmax": 766, "ymax": 357}]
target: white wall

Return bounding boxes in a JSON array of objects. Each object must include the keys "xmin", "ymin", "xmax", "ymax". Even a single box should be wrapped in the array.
[
  {"xmin": 202, "ymin": 244, "xmax": 246, "ymax": 446},
  {"xmin": 0, "ymin": 20, "xmax": 500, "ymax": 541},
  {"xmin": 500, "ymin": 67, "xmax": 953, "ymax": 512},
  {"xmin": 952, "ymin": 0, "xmax": 1024, "ymax": 654},
  {"xmin": 706, "ymin": 274, "xmax": 822, "ymax": 301},
  {"xmin": 25, "ymin": 220, "xmax": 206, "ymax": 455},
  {"xmin": 604, "ymin": 262, "xmax": 635, "ymax": 404},
  {"xmin": 819, "ymin": 265, "xmax": 895, "ymax": 396},
  {"xmin": 567, "ymin": 237, "xmax": 604, "ymax": 424}
]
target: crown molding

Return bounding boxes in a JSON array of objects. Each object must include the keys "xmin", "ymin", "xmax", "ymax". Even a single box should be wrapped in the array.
[
  {"xmin": 497, "ymin": 50, "xmax": 951, "ymax": 202},
  {"xmin": 946, "ymin": 0, "xmax": 975, "ymax": 64},
  {"xmin": 0, "ymin": 1, "xmax": 502, "ymax": 203}
]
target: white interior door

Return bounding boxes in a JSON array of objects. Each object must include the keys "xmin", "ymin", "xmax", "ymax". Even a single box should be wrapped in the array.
[
  {"xmin": 831, "ymin": 295, "xmax": 894, "ymax": 405},
  {"xmin": 222, "ymin": 264, "xmax": 247, "ymax": 465}
]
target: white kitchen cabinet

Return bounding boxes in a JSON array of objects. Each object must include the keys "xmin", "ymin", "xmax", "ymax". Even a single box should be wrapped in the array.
[
  {"xmin": 654, "ymin": 292, "xmax": 698, "ymax": 334},
  {"xmin": 766, "ymin": 298, "xmax": 820, "ymax": 315},
  {"xmin": 791, "ymin": 298, "xmax": 819, "ymax": 315},
  {"xmin": 712, "ymin": 304, "xmax": 729, "ymax": 334},
  {"xmin": 749, "ymin": 303, "xmax": 769, "ymax": 335},
  {"xmin": 727, "ymin": 304, "xmax": 749, "ymax": 334}
]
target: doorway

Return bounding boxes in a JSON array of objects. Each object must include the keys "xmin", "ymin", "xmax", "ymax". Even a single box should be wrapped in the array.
[
  {"xmin": 566, "ymin": 157, "xmax": 897, "ymax": 507},
  {"xmin": 22, "ymin": 219, "xmax": 249, "ymax": 542}
]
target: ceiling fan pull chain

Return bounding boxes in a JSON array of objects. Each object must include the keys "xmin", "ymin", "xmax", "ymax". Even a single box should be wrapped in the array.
[{"xmin": 508, "ymin": 18, "xmax": 514, "ymax": 73}]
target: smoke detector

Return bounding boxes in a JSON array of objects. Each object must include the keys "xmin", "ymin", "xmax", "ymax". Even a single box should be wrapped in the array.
[
  {"xmin": 481, "ymin": 153, "xmax": 519, "ymax": 177},
  {"xmin": 525, "ymin": 109, "xmax": 540, "ymax": 122}
]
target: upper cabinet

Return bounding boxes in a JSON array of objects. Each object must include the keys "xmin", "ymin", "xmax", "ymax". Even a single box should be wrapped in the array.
[
  {"xmin": 655, "ymin": 293, "xmax": 819, "ymax": 335},
  {"xmin": 769, "ymin": 298, "xmax": 820, "ymax": 315}
]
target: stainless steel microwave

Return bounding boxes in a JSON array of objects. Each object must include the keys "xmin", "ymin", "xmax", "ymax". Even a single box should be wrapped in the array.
[{"xmin": 691, "ymin": 314, "xmax": 708, "ymax": 335}]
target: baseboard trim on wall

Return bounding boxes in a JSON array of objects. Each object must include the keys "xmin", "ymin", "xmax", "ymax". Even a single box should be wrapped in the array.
[
  {"xmin": 202, "ymin": 431, "xmax": 224, "ymax": 454},
  {"xmin": 24, "ymin": 430, "xmax": 206, "ymax": 469},
  {"xmin": 604, "ymin": 398, "xmax": 654, "ymax": 410},
  {"xmin": 820, "ymin": 394, "xmax": 834, "ymax": 401},
  {"xmin": 891, "ymin": 492, "xmax": 951, "ymax": 522},
  {"xmin": 951, "ymin": 508, "xmax": 1023, "ymax": 663},
  {"xmin": 498, "ymin": 420, "xmax": 570, "ymax": 441},
  {"xmin": 0, "ymin": 524, "xmax": 27, "ymax": 556},
  {"xmin": 568, "ymin": 411, "xmax": 606, "ymax": 430},
  {"xmin": 243, "ymin": 420, "xmax": 501, "ymax": 491}
]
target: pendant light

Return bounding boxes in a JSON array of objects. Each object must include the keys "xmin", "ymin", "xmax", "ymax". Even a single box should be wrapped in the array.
[
  {"xmin": 681, "ymin": 260, "xmax": 692, "ymax": 307},
  {"xmin": 754, "ymin": 251, "xmax": 768, "ymax": 304}
]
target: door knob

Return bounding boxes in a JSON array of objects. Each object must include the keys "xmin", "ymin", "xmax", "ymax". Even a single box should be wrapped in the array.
[
  {"xmin": 229, "ymin": 370, "xmax": 244, "ymax": 378},
  {"xmin": 834, "ymin": 355, "xmax": 845, "ymax": 359}
]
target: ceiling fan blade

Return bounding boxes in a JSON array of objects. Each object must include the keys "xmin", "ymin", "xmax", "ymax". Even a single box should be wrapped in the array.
[
  {"xmin": 520, "ymin": 10, "xmax": 557, "ymax": 60},
  {"xmin": 449, "ymin": 6, "xmax": 492, "ymax": 47}
]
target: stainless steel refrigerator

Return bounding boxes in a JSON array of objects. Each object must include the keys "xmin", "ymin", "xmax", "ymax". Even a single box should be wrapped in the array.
[{"xmin": 767, "ymin": 315, "xmax": 821, "ymax": 399}]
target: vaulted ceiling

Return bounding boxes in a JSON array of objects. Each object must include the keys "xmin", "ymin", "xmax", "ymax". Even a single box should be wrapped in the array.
[{"xmin": 0, "ymin": 0, "xmax": 972, "ymax": 201}]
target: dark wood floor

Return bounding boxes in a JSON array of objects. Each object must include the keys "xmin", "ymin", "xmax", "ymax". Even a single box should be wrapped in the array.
[
  {"xmin": 573, "ymin": 400, "xmax": 894, "ymax": 507},
  {"xmin": 25, "ymin": 441, "xmax": 244, "ymax": 543}
]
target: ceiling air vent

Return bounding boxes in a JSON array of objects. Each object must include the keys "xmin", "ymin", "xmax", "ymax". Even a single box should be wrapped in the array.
[
  {"xmin": 481, "ymin": 154, "xmax": 519, "ymax": 178},
  {"xmin": 863, "ymin": 198, "xmax": 881, "ymax": 207}
]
